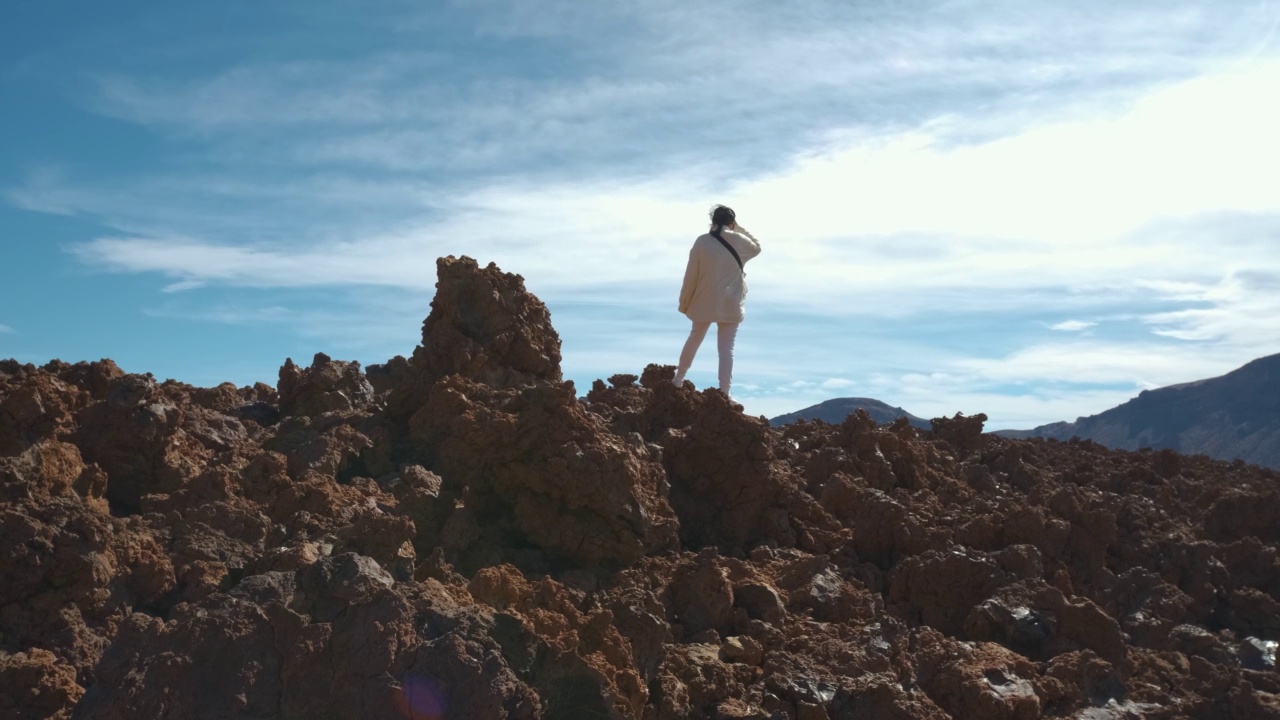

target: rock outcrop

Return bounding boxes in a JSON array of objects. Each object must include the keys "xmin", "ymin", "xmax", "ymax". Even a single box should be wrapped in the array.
[
  {"xmin": 278, "ymin": 352, "xmax": 375, "ymax": 417},
  {"xmin": 384, "ymin": 255, "xmax": 563, "ymax": 422},
  {"xmin": 2, "ymin": 256, "xmax": 1278, "ymax": 719}
]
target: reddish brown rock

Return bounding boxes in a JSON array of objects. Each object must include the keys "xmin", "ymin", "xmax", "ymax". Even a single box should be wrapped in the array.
[
  {"xmin": 412, "ymin": 376, "xmax": 679, "ymax": 568},
  {"xmin": 911, "ymin": 628, "xmax": 1043, "ymax": 720},
  {"xmin": 890, "ymin": 547, "xmax": 1005, "ymax": 635},
  {"xmin": 2, "ymin": 255, "xmax": 1278, "ymax": 719},
  {"xmin": 652, "ymin": 642, "xmax": 760, "ymax": 719},
  {"xmin": 0, "ymin": 440, "xmax": 96, "ymax": 505},
  {"xmin": 185, "ymin": 379, "xmax": 271, "ymax": 413},
  {"xmin": 0, "ymin": 361, "xmax": 99, "ymax": 456},
  {"xmin": 468, "ymin": 563, "xmax": 651, "ymax": 718},
  {"xmin": 0, "ymin": 647, "xmax": 84, "ymax": 720},
  {"xmin": 584, "ymin": 363, "xmax": 705, "ymax": 441},
  {"xmin": 662, "ymin": 393, "xmax": 843, "ymax": 553},
  {"xmin": 669, "ymin": 551, "xmax": 736, "ymax": 636},
  {"xmin": 264, "ymin": 410, "xmax": 391, "ymax": 481},
  {"xmin": 930, "ymin": 411, "xmax": 990, "ymax": 454},
  {"xmin": 277, "ymin": 352, "xmax": 375, "ymax": 417},
  {"xmin": 386, "ymin": 255, "xmax": 562, "ymax": 421},
  {"xmin": 78, "ymin": 553, "xmax": 428, "ymax": 720},
  {"xmin": 0, "ymin": 496, "xmax": 174, "ymax": 690},
  {"xmin": 69, "ymin": 373, "xmax": 217, "ymax": 513}
]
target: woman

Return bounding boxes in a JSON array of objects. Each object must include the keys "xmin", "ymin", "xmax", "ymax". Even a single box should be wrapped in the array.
[{"xmin": 673, "ymin": 204, "xmax": 761, "ymax": 397}]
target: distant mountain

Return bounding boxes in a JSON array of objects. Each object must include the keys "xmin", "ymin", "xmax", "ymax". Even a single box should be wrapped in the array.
[
  {"xmin": 1000, "ymin": 353, "xmax": 1280, "ymax": 469},
  {"xmin": 770, "ymin": 397, "xmax": 932, "ymax": 430}
]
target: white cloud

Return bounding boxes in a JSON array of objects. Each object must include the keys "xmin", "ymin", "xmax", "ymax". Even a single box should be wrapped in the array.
[
  {"xmin": 70, "ymin": 236, "xmax": 439, "ymax": 290},
  {"xmin": 52, "ymin": 58, "xmax": 1280, "ymax": 313},
  {"xmin": 50, "ymin": 64, "xmax": 1280, "ymax": 424},
  {"xmin": 13, "ymin": 1, "xmax": 1280, "ymax": 429},
  {"xmin": 139, "ymin": 290, "xmax": 433, "ymax": 361},
  {"xmin": 75, "ymin": 0, "xmax": 1277, "ymax": 181},
  {"xmin": 24, "ymin": 1, "xmax": 1278, "ymax": 309},
  {"xmin": 1140, "ymin": 274, "xmax": 1280, "ymax": 347},
  {"xmin": 89, "ymin": 56, "xmax": 443, "ymax": 129},
  {"xmin": 742, "ymin": 61, "xmax": 1280, "ymax": 248},
  {"xmin": 950, "ymin": 340, "xmax": 1244, "ymax": 388},
  {"xmin": 162, "ymin": 280, "xmax": 207, "ymax": 292},
  {"xmin": 0, "ymin": 324, "xmax": 14, "ymax": 334},
  {"xmin": 1050, "ymin": 320, "xmax": 1097, "ymax": 332}
]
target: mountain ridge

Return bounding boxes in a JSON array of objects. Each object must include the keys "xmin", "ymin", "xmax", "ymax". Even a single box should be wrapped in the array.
[
  {"xmin": 999, "ymin": 353, "xmax": 1280, "ymax": 469},
  {"xmin": 769, "ymin": 396, "xmax": 932, "ymax": 429},
  {"xmin": 768, "ymin": 354, "xmax": 1280, "ymax": 469}
]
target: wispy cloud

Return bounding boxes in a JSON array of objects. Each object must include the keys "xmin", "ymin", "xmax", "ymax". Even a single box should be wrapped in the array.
[
  {"xmin": 55, "ymin": 59, "xmax": 1280, "ymax": 311},
  {"xmin": 8, "ymin": 0, "xmax": 1280, "ymax": 426},
  {"xmin": 140, "ymin": 291, "xmax": 428, "ymax": 355},
  {"xmin": 45, "ymin": 64, "xmax": 1280, "ymax": 422},
  {"xmin": 1141, "ymin": 274, "xmax": 1280, "ymax": 346},
  {"xmin": 950, "ymin": 340, "xmax": 1234, "ymax": 388},
  {"xmin": 0, "ymin": 324, "xmax": 14, "ymax": 334},
  {"xmin": 76, "ymin": 0, "xmax": 1280, "ymax": 178},
  {"xmin": 1050, "ymin": 321, "xmax": 1097, "ymax": 332}
]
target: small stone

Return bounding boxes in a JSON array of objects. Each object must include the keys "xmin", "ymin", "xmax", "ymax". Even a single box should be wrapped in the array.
[
  {"xmin": 721, "ymin": 635, "xmax": 764, "ymax": 666},
  {"xmin": 735, "ymin": 582, "xmax": 786, "ymax": 624},
  {"xmin": 1239, "ymin": 637, "xmax": 1278, "ymax": 670}
]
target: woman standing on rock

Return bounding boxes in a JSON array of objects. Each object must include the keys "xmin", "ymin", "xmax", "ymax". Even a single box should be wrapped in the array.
[{"xmin": 673, "ymin": 204, "xmax": 761, "ymax": 398}]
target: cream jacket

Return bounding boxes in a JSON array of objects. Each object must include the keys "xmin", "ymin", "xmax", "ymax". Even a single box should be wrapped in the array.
[{"xmin": 678, "ymin": 227, "xmax": 762, "ymax": 324}]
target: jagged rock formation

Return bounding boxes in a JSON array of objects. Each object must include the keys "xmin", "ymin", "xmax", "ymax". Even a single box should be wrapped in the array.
[
  {"xmin": 1, "ymin": 256, "xmax": 1278, "ymax": 719},
  {"xmin": 278, "ymin": 352, "xmax": 376, "ymax": 417},
  {"xmin": 770, "ymin": 397, "xmax": 931, "ymax": 431},
  {"xmin": 382, "ymin": 255, "xmax": 563, "ymax": 422},
  {"xmin": 1003, "ymin": 354, "xmax": 1280, "ymax": 469}
]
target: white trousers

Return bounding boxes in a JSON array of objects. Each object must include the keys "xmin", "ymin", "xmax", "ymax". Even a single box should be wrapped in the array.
[{"xmin": 674, "ymin": 321, "xmax": 739, "ymax": 394}]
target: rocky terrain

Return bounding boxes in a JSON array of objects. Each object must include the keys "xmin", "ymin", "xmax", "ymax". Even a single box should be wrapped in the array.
[
  {"xmin": 2, "ymin": 255, "xmax": 1278, "ymax": 719},
  {"xmin": 1001, "ymin": 354, "xmax": 1280, "ymax": 470},
  {"xmin": 771, "ymin": 398, "xmax": 930, "ymax": 431}
]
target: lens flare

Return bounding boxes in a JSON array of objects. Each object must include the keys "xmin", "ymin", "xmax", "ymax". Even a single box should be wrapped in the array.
[{"xmin": 395, "ymin": 674, "xmax": 446, "ymax": 720}]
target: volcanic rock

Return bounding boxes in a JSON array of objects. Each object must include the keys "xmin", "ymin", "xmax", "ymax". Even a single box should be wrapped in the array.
[
  {"xmin": 2, "ymin": 255, "xmax": 1279, "ymax": 719},
  {"xmin": 70, "ymin": 373, "xmax": 218, "ymax": 513},
  {"xmin": 411, "ymin": 375, "xmax": 680, "ymax": 569},
  {"xmin": 0, "ymin": 647, "xmax": 83, "ymax": 720},
  {"xmin": 386, "ymin": 255, "xmax": 562, "ymax": 421},
  {"xmin": 0, "ymin": 360, "xmax": 116, "ymax": 457},
  {"xmin": 277, "ymin": 352, "xmax": 375, "ymax": 417}
]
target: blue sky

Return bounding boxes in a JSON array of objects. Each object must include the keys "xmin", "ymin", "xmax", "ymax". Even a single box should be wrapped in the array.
[{"xmin": 3, "ymin": 1, "xmax": 1280, "ymax": 427}]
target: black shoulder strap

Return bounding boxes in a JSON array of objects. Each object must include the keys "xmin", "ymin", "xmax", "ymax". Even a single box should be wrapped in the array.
[{"xmin": 711, "ymin": 228, "xmax": 744, "ymax": 273}]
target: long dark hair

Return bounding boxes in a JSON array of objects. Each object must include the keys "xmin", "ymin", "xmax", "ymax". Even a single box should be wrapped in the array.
[
  {"xmin": 708, "ymin": 205, "xmax": 745, "ymax": 272},
  {"xmin": 710, "ymin": 204, "xmax": 736, "ymax": 232},
  {"xmin": 710, "ymin": 205, "xmax": 736, "ymax": 247}
]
